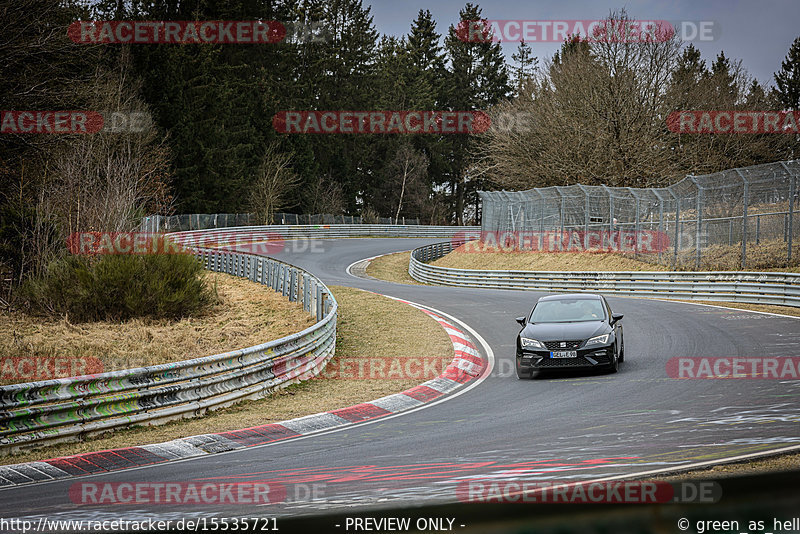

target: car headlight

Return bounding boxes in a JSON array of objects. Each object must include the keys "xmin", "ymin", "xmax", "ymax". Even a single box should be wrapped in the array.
[
  {"xmin": 520, "ymin": 337, "xmax": 544, "ymax": 349},
  {"xmin": 586, "ymin": 334, "xmax": 610, "ymax": 346}
]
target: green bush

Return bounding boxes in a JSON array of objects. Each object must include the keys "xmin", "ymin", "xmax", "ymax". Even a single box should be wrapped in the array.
[{"xmin": 20, "ymin": 253, "xmax": 216, "ymax": 322}]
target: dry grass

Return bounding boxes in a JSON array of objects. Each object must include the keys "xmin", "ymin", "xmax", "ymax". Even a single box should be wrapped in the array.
[
  {"xmin": 432, "ymin": 240, "xmax": 800, "ymax": 273},
  {"xmin": 364, "ymin": 246, "xmax": 800, "ymax": 318},
  {"xmin": 0, "ymin": 273, "xmax": 315, "ymax": 385},
  {"xmin": 433, "ymin": 244, "xmax": 668, "ymax": 272},
  {"xmin": 366, "ymin": 251, "xmax": 423, "ymax": 284},
  {"xmin": 640, "ymin": 240, "xmax": 800, "ymax": 272},
  {"xmin": 0, "ymin": 286, "xmax": 454, "ymax": 465}
]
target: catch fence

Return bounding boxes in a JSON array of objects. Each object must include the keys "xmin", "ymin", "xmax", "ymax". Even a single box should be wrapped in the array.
[{"xmin": 479, "ymin": 160, "xmax": 800, "ymax": 269}]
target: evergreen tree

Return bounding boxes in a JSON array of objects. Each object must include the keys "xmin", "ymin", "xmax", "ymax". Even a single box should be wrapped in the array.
[
  {"xmin": 710, "ymin": 51, "xmax": 738, "ymax": 104},
  {"xmin": 775, "ymin": 36, "xmax": 800, "ymax": 110},
  {"xmin": 511, "ymin": 40, "xmax": 537, "ymax": 96},
  {"xmin": 405, "ymin": 10, "xmax": 448, "ymax": 221},
  {"xmin": 444, "ymin": 3, "xmax": 511, "ymax": 223}
]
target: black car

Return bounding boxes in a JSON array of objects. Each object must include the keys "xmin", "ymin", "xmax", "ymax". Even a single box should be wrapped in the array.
[{"xmin": 515, "ymin": 293, "xmax": 624, "ymax": 378}]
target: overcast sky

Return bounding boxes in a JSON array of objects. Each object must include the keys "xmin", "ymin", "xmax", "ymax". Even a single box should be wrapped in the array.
[{"xmin": 367, "ymin": 0, "xmax": 800, "ymax": 87}]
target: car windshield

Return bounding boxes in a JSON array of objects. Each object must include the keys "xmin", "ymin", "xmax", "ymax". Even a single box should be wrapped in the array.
[{"xmin": 529, "ymin": 299, "xmax": 606, "ymax": 323}]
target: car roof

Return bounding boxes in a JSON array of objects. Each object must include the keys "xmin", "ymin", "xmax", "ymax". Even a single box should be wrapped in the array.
[{"xmin": 538, "ymin": 293, "xmax": 603, "ymax": 301}]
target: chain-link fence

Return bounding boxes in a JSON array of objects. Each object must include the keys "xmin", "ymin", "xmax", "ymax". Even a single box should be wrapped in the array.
[
  {"xmin": 141, "ymin": 212, "xmax": 421, "ymax": 233},
  {"xmin": 479, "ymin": 160, "xmax": 800, "ymax": 270}
]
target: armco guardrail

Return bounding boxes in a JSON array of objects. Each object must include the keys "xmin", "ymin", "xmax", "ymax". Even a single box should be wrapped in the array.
[
  {"xmin": 409, "ymin": 241, "xmax": 800, "ymax": 308},
  {"xmin": 168, "ymin": 224, "xmax": 479, "ymax": 243},
  {"xmin": 0, "ymin": 249, "xmax": 337, "ymax": 454}
]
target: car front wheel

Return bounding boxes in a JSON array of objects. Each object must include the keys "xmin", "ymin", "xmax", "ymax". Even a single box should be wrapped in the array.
[
  {"xmin": 515, "ymin": 359, "xmax": 530, "ymax": 379},
  {"xmin": 608, "ymin": 344, "xmax": 619, "ymax": 373}
]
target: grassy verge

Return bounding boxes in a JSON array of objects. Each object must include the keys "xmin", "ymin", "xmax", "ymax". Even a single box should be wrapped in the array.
[
  {"xmin": 366, "ymin": 251, "xmax": 423, "ymax": 284},
  {"xmin": 0, "ymin": 285, "xmax": 453, "ymax": 465},
  {"xmin": 365, "ymin": 250, "xmax": 800, "ymax": 318},
  {"xmin": 1, "ymin": 272, "xmax": 315, "ymax": 385},
  {"xmin": 432, "ymin": 248, "xmax": 669, "ymax": 272},
  {"xmin": 434, "ymin": 240, "xmax": 800, "ymax": 273}
]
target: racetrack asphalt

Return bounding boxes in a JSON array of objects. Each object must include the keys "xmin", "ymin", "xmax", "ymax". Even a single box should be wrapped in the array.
[{"xmin": 1, "ymin": 238, "xmax": 799, "ymax": 526}]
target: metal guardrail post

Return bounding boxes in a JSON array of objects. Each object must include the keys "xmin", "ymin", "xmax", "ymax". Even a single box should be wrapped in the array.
[{"xmin": 303, "ymin": 274, "xmax": 311, "ymax": 312}]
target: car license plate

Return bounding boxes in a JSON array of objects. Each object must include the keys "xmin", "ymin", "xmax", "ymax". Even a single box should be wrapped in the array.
[{"xmin": 551, "ymin": 351, "xmax": 577, "ymax": 359}]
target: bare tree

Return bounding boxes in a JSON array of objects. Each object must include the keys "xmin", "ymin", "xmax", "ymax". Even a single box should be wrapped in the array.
[
  {"xmin": 304, "ymin": 174, "xmax": 344, "ymax": 216},
  {"xmin": 249, "ymin": 142, "xmax": 300, "ymax": 225},
  {"xmin": 30, "ymin": 50, "xmax": 171, "ymax": 276},
  {"xmin": 43, "ymin": 60, "xmax": 170, "ymax": 228},
  {"xmin": 385, "ymin": 142, "xmax": 428, "ymax": 220},
  {"xmin": 482, "ymin": 10, "xmax": 684, "ymax": 190}
]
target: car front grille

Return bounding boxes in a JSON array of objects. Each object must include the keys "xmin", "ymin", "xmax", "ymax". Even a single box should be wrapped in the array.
[
  {"xmin": 531, "ymin": 350, "xmax": 612, "ymax": 368},
  {"xmin": 543, "ymin": 340, "xmax": 583, "ymax": 350},
  {"xmin": 536, "ymin": 356, "xmax": 590, "ymax": 367}
]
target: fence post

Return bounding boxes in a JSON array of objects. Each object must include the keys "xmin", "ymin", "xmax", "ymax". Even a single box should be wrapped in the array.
[
  {"xmin": 579, "ymin": 185, "xmax": 590, "ymax": 249},
  {"xmin": 669, "ymin": 186, "xmax": 680, "ymax": 267},
  {"xmin": 735, "ymin": 169, "xmax": 749, "ymax": 269},
  {"xmin": 653, "ymin": 190, "xmax": 665, "ymax": 265},
  {"xmin": 558, "ymin": 189, "xmax": 565, "ymax": 249},
  {"xmin": 756, "ymin": 215, "xmax": 761, "ymax": 244},
  {"xmin": 687, "ymin": 176, "xmax": 702, "ymax": 269},
  {"xmin": 602, "ymin": 185, "xmax": 614, "ymax": 237},
  {"xmin": 537, "ymin": 190, "xmax": 544, "ymax": 236},
  {"xmin": 782, "ymin": 162, "xmax": 795, "ymax": 264},
  {"xmin": 628, "ymin": 188, "xmax": 641, "ymax": 257}
]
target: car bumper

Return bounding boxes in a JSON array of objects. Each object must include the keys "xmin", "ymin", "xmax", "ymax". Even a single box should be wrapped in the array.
[{"xmin": 517, "ymin": 345, "xmax": 615, "ymax": 369}]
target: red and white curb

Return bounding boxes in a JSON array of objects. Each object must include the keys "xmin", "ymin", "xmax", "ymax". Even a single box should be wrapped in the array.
[{"xmin": 0, "ymin": 300, "xmax": 487, "ymax": 488}]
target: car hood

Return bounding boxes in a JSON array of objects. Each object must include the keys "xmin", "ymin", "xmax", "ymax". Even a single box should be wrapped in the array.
[{"xmin": 521, "ymin": 321, "xmax": 608, "ymax": 341}]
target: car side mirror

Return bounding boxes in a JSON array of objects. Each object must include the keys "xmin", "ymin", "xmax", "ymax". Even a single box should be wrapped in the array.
[
  {"xmin": 611, "ymin": 314, "xmax": 624, "ymax": 325},
  {"xmin": 516, "ymin": 316, "xmax": 527, "ymax": 327}
]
